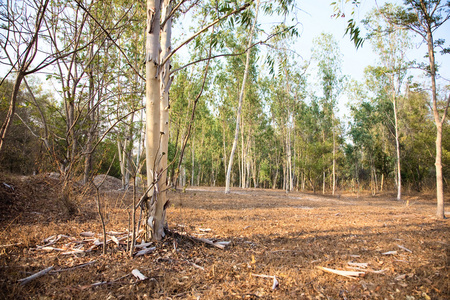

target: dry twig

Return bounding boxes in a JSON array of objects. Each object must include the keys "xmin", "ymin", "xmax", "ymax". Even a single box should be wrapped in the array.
[
  {"xmin": 316, "ymin": 266, "xmax": 365, "ymax": 279},
  {"xmin": 18, "ymin": 266, "xmax": 54, "ymax": 285}
]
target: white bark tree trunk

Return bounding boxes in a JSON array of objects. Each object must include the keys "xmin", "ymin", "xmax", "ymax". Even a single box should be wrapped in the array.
[
  {"xmin": 426, "ymin": 29, "xmax": 448, "ymax": 219},
  {"xmin": 332, "ymin": 125, "xmax": 336, "ymax": 195},
  {"xmin": 393, "ymin": 95, "xmax": 401, "ymax": 201},
  {"xmin": 152, "ymin": 0, "xmax": 172, "ymax": 239},
  {"xmin": 145, "ymin": 0, "xmax": 162, "ymax": 241},
  {"xmin": 225, "ymin": 0, "xmax": 260, "ymax": 194}
]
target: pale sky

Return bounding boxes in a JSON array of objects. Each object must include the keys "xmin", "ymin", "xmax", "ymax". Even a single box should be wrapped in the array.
[{"xmin": 291, "ymin": 0, "xmax": 450, "ymax": 93}]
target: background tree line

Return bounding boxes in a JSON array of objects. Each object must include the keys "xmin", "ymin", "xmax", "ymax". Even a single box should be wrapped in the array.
[{"xmin": 0, "ymin": 0, "xmax": 449, "ymax": 220}]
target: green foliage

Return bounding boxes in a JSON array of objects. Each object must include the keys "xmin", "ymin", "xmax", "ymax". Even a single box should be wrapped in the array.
[
  {"xmin": 95, "ymin": 139, "xmax": 121, "ymax": 178},
  {"xmin": 0, "ymin": 79, "xmax": 55, "ymax": 174}
]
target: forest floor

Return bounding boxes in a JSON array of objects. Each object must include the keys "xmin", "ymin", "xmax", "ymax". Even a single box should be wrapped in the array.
[{"xmin": 0, "ymin": 173, "xmax": 449, "ymax": 299}]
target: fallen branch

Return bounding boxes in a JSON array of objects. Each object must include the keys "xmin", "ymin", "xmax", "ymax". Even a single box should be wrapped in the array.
[
  {"xmin": 382, "ymin": 251, "xmax": 397, "ymax": 255},
  {"xmin": 397, "ymin": 244, "xmax": 412, "ymax": 253},
  {"xmin": 18, "ymin": 266, "xmax": 54, "ymax": 285},
  {"xmin": 0, "ymin": 242, "xmax": 22, "ymax": 248},
  {"xmin": 51, "ymin": 260, "xmax": 97, "ymax": 273},
  {"xmin": 134, "ymin": 247, "xmax": 156, "ymax": 257},
  {"xmin": 62, "ymin": 249, "xmax": 89, "ymax": 255},
  {"xmin": 316, "ymin": 266, "xmax": 365, "ymax": 279},
  {"xmin": 80, "ymin": 232, "xmax": 96, "ymax": 237},
  {"xmin": 38, "ymin": 246, "xmax": 66, "ymax": 252},
  {"xmin": 169, "ymin": 229, "xmax": 230, "ymax": 249},
  {"xmin": 191, "ymin": 236, "xmax": 229, "ymax": 249},
  {"xmin": 348, "ymin": 262, "xmax": 368, "ymax": 268},
  {"xmin": 134, "ymin": 242, "xmax": 152, "ymax": 249}
]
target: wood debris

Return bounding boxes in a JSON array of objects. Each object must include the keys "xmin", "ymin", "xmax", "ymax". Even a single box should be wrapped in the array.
[
  {"xmin": 251, "ymin": 273, "xmax": 279, "ymax": 290},
  {"xmin": 18, "ymin": 266, "xmax": 54, "ymax": 285},
  {"xmin": 366, "ymin": 269, "xmax": 386, "ymax": 274},
  {"xmin": 0, "ymin": 242, "xmax": 22, "ymax": 248},
  {"xmin": 32, "ymin": 230, "xmax": 160, "ymax": 257},
  {"xmin": 316, "ymin": 266, "xmax": 365, "ymax": 279},
  {"xmin": 191, "ymin": 236, "xmax": 229, "ymax": 249},
  {"xmin": 348, "ymin": 261, "xmax": 368, "ymax": 268},
  {"xmin": 198, "ymin": 228, "xmax": 211, "ymax": 232},
  {"xmin": 134, "ymin": 246, "xmax": 156, "ymax": 257},
  {"xmin": 397, "ymin": 244, "xmax": 412, "ymax": 253},
  {"xmin": 51, "ymin": 260, "xmax": 97, "ymax": 273},
  {"xmin": 80, "ymin": 232, "xmax": 95, "ymax": 237},
  {"xmin": 134, "ymin": 242, "xmax": 152, "ymax": 249},
  {"xmin": 131, "ymin": 269, "xmax": 148, "ymax": 281},
  {"xmin": 185, "ymin": 260, "xmax": 205, "ymax": 271},
  {"xmin": 110, "ymin": 235, "xmax": 120, "ymax": 246},
  {"xmin": 382, "ymin": 250, "xmax": 397, "ymax": 255}
]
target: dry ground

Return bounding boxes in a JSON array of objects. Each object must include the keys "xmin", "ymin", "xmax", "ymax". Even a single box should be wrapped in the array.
[{"xmin": 0, "ymin": 173, "xmax": 449, "ymax": 299}]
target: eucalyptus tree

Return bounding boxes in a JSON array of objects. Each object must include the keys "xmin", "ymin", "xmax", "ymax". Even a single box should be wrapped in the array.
[
  {"xmin": 363, "ymin": 4, "xmax": 412, "ymax": 201},
  {"xmin": 143, "ymin": 0, "xmax": 254, "ymax": 240},
  {"xmin": 267, "ymin": 27, "xmax": 306, "ymax": 192},
  {"xmin": 311, "ymin": 33, "xmax": 345, "ymax": 195},
  {"xmin": 382, "ymin": 0, "xmax": 450, "ymax": 217},
  {"xmin": 224, "ymin": 0, "xmax": 261, "ymax": 194}
]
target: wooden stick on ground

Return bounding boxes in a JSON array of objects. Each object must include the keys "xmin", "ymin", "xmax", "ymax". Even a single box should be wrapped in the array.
[
  {"xmin": 18, "ymin": 266, "xmax": 54, "ymax": 285},
  {"xmin": 0, "ymin": 242, "xmax": 22, "ymax": 248},
  {"xmin": 316, "ymin": 266, "xmax": 364, "ymax": 279},
  {"xmin": 134, "ymin": 246, "xmax": 156, "ymax": 257},
  {"xmin": 51, "ymin": 260, "xmax": 97, "ymax": 273}
]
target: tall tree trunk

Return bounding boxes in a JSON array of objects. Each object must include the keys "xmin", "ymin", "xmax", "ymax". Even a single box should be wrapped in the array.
[
  {"xmin": 332, "ymin": 125, "xmax": 336, "ymax": 195},
  {"xmin": 435, "ymin": 123, "xmax": 445, "ymax": 217},
  {"xmin": 393, "ymin": 95, "xmax": 401, "ymax": 201},
  {"xmin": 225, "ymin": 0, "xmax": 260, "ymax": 194},
  {"xmin": 222, "ymin": 119, "xmax": 228, "ymax": 177},
  {"xmin": 155, "ymin": 0, "xmax": 172, "ymax": 237},
  {"xmin": 84, "ymin": 44, "xmax": 95, "ymax": 185},
  {"xmin": 191, "ymin": 140, "xmax": 195, "ymax": 186},
  {"xmin": 145, "ymin": 0, "xmax": 162, "ymax": 241},
  {"xmin": 241, "ymin": 120, "xmax": 245, "ymax": 188},
  {"xmin": 423, "ymin": 24, "xmax": 449, "ymax": 219},
  {"xmin": 322, "ymin": 171, "xmax": 326, "ymax": 194}
]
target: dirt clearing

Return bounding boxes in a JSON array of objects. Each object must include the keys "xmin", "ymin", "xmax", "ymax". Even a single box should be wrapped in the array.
[{"xmin": 0, "ymin": 175, "xmax": 449, "ymax": 299}]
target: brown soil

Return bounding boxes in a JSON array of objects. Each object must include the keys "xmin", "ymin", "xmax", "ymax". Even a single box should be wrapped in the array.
[{"xmin": 0, "ymin": 174, "xmax": 449, "ymax": 299}]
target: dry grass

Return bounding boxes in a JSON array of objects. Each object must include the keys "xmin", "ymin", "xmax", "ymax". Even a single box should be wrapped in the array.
[{"xmin": 0, "ymin": 175, "xmax": 449, "ymax": 299}]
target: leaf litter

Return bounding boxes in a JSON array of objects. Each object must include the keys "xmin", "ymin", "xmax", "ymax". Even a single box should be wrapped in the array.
[{"xmin": 0, "ymin": 174, "xmax": 449, "ymax": 299}]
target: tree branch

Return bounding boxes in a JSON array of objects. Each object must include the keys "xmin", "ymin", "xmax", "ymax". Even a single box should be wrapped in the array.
[
  {"xmin": 170, "ymin": 24, "xmax": 296, "ymax": 75},
  {"xmin": 161, "ymin": 1, "xmax": 253, "ymax": 69}
]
